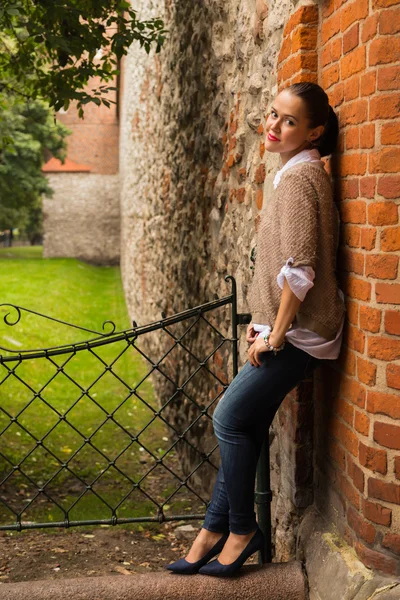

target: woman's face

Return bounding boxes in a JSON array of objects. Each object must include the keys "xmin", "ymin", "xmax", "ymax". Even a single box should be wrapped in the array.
[{"xmin": 265, "ymin": 90, "xmax": 324, "ymax": 164}]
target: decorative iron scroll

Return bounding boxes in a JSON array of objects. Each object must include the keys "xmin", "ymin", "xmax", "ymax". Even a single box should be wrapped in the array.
[{"xmin": 0, "ymin": 303, "xmax": 117, "ymax": 355}]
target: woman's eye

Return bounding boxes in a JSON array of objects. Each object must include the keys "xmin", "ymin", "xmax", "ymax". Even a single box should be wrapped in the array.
[{"xmin": 270, "ymin": 111, "xmax": 293, "ymax": 125}]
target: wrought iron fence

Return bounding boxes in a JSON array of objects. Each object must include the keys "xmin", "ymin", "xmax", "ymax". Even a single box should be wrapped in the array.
[{"xmin": 0, "ymin": 275, "xmax": 272, "ymax": 563}]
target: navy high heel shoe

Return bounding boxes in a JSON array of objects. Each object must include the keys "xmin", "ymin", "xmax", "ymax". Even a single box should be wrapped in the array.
[
  {"xmin": 165, "ymin": 531, "xmax": 229, "ymax": 574},
  {"xmin": 198, "ymin": 526, "xmax": 265, "ymax": 577}
]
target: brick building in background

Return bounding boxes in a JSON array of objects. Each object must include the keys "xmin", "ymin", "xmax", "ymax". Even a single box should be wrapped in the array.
[
  {"xmin": 118, "ymin": 0, "xmax": 400, "ymax": 597},
  {"xmin": 42, "ymin": 64, "xmax": 120, "ymax": 265}
]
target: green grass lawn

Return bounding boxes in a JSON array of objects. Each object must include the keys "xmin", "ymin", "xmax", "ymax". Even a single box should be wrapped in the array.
[{"xmin": 0, "ymin": 247, "xmax": 185, "ymax": 531}]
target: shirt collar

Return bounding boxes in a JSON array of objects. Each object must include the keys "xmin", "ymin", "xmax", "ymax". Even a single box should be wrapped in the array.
[{"xmin": 273, "ymin": 148, "xmax": 324, "ymax": 189}]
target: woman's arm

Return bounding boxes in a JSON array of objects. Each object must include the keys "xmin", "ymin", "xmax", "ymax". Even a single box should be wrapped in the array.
[{"xmin": 269, "ymin": 277, "xmax": 302, "ymax": 348}]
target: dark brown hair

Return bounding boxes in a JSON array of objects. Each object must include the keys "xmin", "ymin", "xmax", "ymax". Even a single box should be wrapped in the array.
[{"xmin": 285, "ymin": 82, "xmax": 339, "ymax": 158}]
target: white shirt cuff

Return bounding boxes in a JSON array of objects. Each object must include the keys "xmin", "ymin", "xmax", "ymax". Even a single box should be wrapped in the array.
[{"xmin": 277, "ymin": 257, "xmax": 315, "ymax": 302}]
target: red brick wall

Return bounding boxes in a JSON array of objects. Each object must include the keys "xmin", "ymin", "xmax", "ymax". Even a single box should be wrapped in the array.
[
  {"xmin": 275, "ymin": 0, "xmax": 400, "ymax": 577},
  {"xmin": 56, "ymin": 71, "xmax": 119, "ymax": 175}
]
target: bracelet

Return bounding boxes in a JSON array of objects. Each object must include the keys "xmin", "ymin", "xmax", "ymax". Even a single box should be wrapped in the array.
[{"xmin": 263, "ymin": 332, "xmax": 285, "ymax": 356}]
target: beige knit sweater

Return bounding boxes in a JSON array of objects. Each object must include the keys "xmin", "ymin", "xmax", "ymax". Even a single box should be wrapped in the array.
[{"xmin": 247, "ymin": 161, "xmax": 345, "ymax": 341}]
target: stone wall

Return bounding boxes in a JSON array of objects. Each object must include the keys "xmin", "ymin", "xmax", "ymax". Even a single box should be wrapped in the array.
[
  {"xmin": 119, "ymin": 0, "xmax": 400, "ymax": 587},
  {"xmin": 43, "ymin": 173, "xmax": 120, "ymax": 265}
]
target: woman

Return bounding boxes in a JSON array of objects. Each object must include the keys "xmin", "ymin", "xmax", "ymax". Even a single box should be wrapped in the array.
[{"xmin": 165, "ymin": 82, "xmax": 346, "ymax": 577}]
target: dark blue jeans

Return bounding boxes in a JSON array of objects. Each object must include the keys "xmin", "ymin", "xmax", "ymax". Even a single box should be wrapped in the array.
[{"xmin": 202, "ymin": 340, "xmax": 321, "ymax": 535}]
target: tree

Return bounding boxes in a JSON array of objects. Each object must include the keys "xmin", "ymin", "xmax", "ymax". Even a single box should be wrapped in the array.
[
  {"xmin": 0, "ymin": 1, "xmax": 167, "ymax": 116},
  {"xmin": 0, "ymin": 98, "xmax": 70, "ymax": 240},
  {"xmin": 0, "ymin": 2, "xmax": 167, "ymax": 241}
]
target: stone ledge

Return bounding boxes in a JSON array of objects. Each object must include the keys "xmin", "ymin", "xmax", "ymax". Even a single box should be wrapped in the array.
[
  {"xmin": 1, "ymin": 560, "xmax": 306, "ymax": 600},
  {"xmin": 297, "ymin": 506, "xmax": 400, "ymax": 600}
]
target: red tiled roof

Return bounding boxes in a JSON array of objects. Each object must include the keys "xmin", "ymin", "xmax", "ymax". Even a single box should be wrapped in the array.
[{"xmin": 42, "ymin": 157, "xmax": 92, "ymax": 172}]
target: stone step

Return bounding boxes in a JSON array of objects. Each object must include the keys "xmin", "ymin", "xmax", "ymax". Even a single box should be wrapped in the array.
[{"xmin": 1, "ymin": 560, "xmax": 307, "ymax": 600}]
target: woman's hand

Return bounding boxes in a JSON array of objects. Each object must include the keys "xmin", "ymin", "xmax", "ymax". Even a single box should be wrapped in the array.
[
  {"xmin": 248, "ymin": 334, "xmax": 270, "ymax": 367},
  {"xmin": 246, "ymin": 322, "xmax": 259, "ymax": 344},
  {"xmin": 248, "ymin": 331, "xmax": 285, "ymax": 367}
]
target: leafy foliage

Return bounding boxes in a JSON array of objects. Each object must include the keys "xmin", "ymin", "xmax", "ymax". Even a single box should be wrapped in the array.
[
  {"xmin": 0, "ymin": 1, "xmax": 167, "ymax": 115},
  {"xmin": 0, "ymin": 98, "xmax": 70, "ymax": 237}
]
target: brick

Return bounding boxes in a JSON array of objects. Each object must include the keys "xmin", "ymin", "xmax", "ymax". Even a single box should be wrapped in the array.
[
  {"xmin": 359, "ymin": 441, "xmax": 387, "ymax": 474},
  {"xmin": 338, "ymin": 470, "xmax": 361, "ymax": 508},
  {"xmin": 369, "ymin": 37, "xmax": 400, "ymax": 66},
  {"xmin": 361, "ymin": 70, "xmax": 377, "ymax": 95},
  {"xmin": 341, "ymin": 249, "xmax": 364, "ymax": 275},
  {"xmin": 368, "ymin": 202, "xmax": 398, "ymax": 225},
  {"xmin": 377, "ymin": 65, "xmax": 400, "ymax": 91},
  {"xmin": 360, "ymin": 227, "xmax": 377, "ymax": 250},
  {"xmin": 374, "ymin": 421, "xmax": 400, "ymax": 450},
  {"xmin": 344, "ymin": 275, "xmax": 371, "ymax": 302},
  {"xmin": 341, "ymin": 0, "xmax": 369, "ymax": 32},
  {"xmin": 344, "ymin": 225, "xmax": 361, "ymax": 248},
  {"xmin": 381, "ymin": 227, "xmax": 400, "ymax": 252},
  {"xmin": 360, "ymin": 176, "xmax": 376, "ymax": 198},
  {"xmin": 341, "ymin": 46, "xmax": 367, "ymax": 80},
  {"xmin": 283, "ymin": 4, "xmax": 318, "ymax": 37},
  {"xmin": 369, "ymin": 148, "xmax": 400, "ymax": 173},
  {"xmin": 382, "ymin": 533, "xmax": 400, "ymax": 555},
  {"xmin": 368, "ymin": 336, "xmax": 400, "ymax": 361},
  {"xmin": 236, "ymin": 188, "xmax": 246, "ymax": 203},
  {"xmin": 334, "ymin": 396, "xmax": 354, "ymax": 425},
  {"xmin": 340, "ymin": 154, "xmax": 368, "ymax": 176},
  {"xmin": 370, "ymin": 93, "xmax": 400, "ymax": 121},
  {"xmin": 381, "ymin": 122, "xmax": 400, "ymax": 145},
  {"xmin": 340, "ymin": 375, "xmax": 366, "ymax": 408},
  {"xmin": 345, "ymin": 324, "xmax": 365, "ymax": 352},
  {"xmin": 340, "ymin": 177, "xmax": 360, "ymax": 199},
  {"xmin": 277, "ymin": 36, "xmax": 291, "ymax": 64},
  {"xmin": 338, "ymin": 345, "xmax": 357, "ymax": 376},
  {"xmin": 339, "ymin": 99, "xmax": 368, "ymax": 127},
  {"xmin": 374, "ymin": 0, "xmax": 400, "ymax": 11},
  {"xmin": 237, "ymin": 168, "xmax": 246, "ymax": 183},
  {"xmin": 367, "ymin": 390, "xmax": 400, "ymax": 419},
  {"xmin": 321, "ymin": 11, "xmax": 341, "ymax": 44},
  {"xmin": 362, "ymin": 13, "xmax": 379, "ymax": 43},
  {"xmin": 347, "ymin": 456, "xmax": 365, "ymax": 493},
  {"xmin": 354, "ymin": 410, "xmax": 370, "ymax": 436},
  {"xmin": 360, "ymin": 124, "xmax": 375, "ymax": 148},
  {"xmin": 363, "ymin": 498, "xmax": 392, "ymax": 526},
  {"xmin": 360, "ymin": 305, "xmax": 381, "ymax": 332},
  {"xmin": 291, "ymin": 26, "xmax": 318, "ymax": 53},
  {"xmin": 346, "ymin": 300, "xmax": 359, "ymax": 325},
  {"xmin": 343, "ymin": 23, "xmax": 359, "ymax": 54},
  {"xmin": 354, "ymin": 539, "xmax": 398, "ymax": 576},
  {"xmin": 332, "ymin": 416, "xmax": 359, "ymax": 456},
  {"xmin": 339, "ymin": 201, "xmax": 367, "ymax": 223},
  {"xmin": 368, "ymin": 477, "xmax": 400, "ymax": 505},
  {"xmin": 344, "ymin": 76, "xmax": 360, "ymax": 103},
  {"xmin": 379, "ymin": 7, "xmax": 400, "ymax": 34},
  {"xmin": 357, "ymin": 357, "xmax": 377, "ymax": 386},
  {"xmin": 328, "ymin": 437, "xmax": 346, "ymax": 470},
  {"xmin": 377, "ymin": 175, "xmax": 400, "ymax": 199},
  {"xmin": 376, "ymin": 283, "xmax": 400, "ymax": 304},
  {"xmin": 365, "ymin": 254, "xmax": 398, "ymax": 279},
  {"xmin": 395, "ymin": 456, "xmax": 400, "ymax": 480},
  {"xmin": 347, "ymin": 505, "xmax": 376, "ymax": 544},
  {"xmin": 385, "ymin": 310, "xmax": 400, "ymax": 334},
  {"xmin": 387, "ymin": 363, "xmax": 400, "ymax": 390},
  {"xmin": 254, "ymin": 163, "xmax": 266, "ymax": 184}
]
